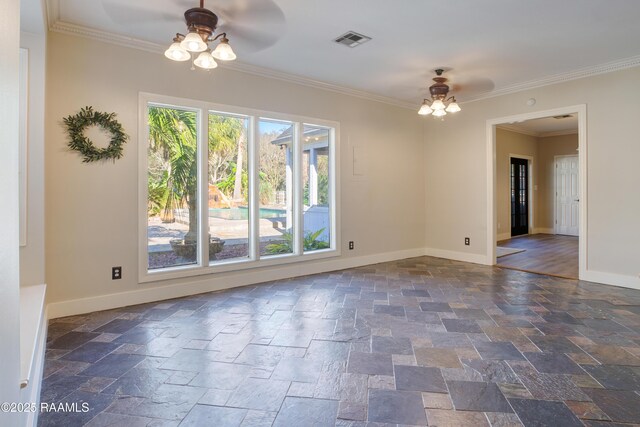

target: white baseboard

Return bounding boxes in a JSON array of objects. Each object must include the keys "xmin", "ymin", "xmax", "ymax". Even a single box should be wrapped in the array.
[
  {"xmin": 47, "ymin": 248, "xmax": 426, "ymax": 319},
  {"xmin": 423, "ymin": 248, "xmax": 489, "ymax": 266},
  {"xmin": 582, "ymin": 270, "xmax": 640, "ymax": 291}
]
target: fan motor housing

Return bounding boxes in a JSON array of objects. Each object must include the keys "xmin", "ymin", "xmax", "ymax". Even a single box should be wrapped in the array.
[
  {"xmin": 429, "ymin": 77, "xmax": 450, "ymax": 100},
  {"xmin": 184, "ymin": 7, "xmax": 218, "ymax": 36}
]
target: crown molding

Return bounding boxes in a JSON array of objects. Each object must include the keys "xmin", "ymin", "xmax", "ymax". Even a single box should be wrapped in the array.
[
  {"xmin": 464, "ymin": 54, "xmax": 640, "ymax": 103},
  {"xmin": 540, "ymin": 129, "xmax": 578, "ymax": 138}
]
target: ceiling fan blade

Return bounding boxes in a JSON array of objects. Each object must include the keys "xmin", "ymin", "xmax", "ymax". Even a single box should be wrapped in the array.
[
  {"xmin": 217, "ymin": 23, "xmax": 282, "ymax": 52},
  {"xmin": 451, "ymin": 77, "xmax": 495, "ymax": 97},
  {"xmin": 102, "ymin": 2, "xmax": 179, "ymax": 25}
]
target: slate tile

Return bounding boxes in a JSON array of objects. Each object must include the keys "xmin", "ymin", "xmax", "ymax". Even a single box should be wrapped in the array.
[
  {"xmin": 373, "ymin": 305, "xmax": 405, "ymax": 317},
  {"xmin": 61, "ymin": 341, "xmax": 121, "ymax": 363},
  {"xmin": 371, "ymin": 336, "xmax": 413, "ymax": 355},
  {"xmin": 401, "ymin": 289, "xmax": 431, "ymax": 298},
  {"xmin": 93, "ymin": 319, "xmax": 143, "ymax": 334},
  {"xmin": 79, "ymin": 353, "xmax": 145, "ymax": 378},
  {"xmin": 511, "ymin": 365, "xmax": 590, "ymax": 401},
  {"xmin": 564, "ymin": 401, "xmax": 611, "ymax": 421},
  {"xmin": 583, "ymin": 388, "xmax": 640, "ymax": 423},
  {"xmin": 415, "ymin": 347, "xmax": 462, "ymax": 368},
  {"xmin": 347, "ymin": 352, "xmax": 393, "ymax": 376},
  {"xmin": 226, "ymin": 378, "xmax": 290, "ymax": 411},
  {"xmin": 102, "ymin": 367, "xmax": 171, "ymax": 397},
  {"xmin": 426, "ymin": 408, "xmax": 490, "ymax": 426},
  {"xmin": 235, "ymin": 344, "xmax": 287, "ymax": 368},
  {"xmin": 447, "ymin": 380, "xmax": 512, "ymax": 413},
  {"xmin": 443, "ymin": 318, "xmax": 483, "ymax": 333},
  {"xmin": 368, "ymin": 389, "xmax": 427, "ymax": 425},
  {"xmin": 420, "ymin": 302, "xmax": 453, "ymax": 312},
  {"xmin": 272, "ymin": 397, "xmax": 338, "ymax": 427},
  {"xmin": 188, "ymin": 362, "xmax": 251, "ymax": 390},
  {"xmin": 271, "ymin": 358, "xmax": 323, "ymax": 383},
  {"xmin": 38, "ymin": 390, "xmax": 115, "ymax": 427},
  {"xmin": 453, "ymin": 308, "xmax": 492, "ymax": 320},
  {"xmin": 581, "ymin": 364, "xmax": 640, "ymax": 390},
  {"xmin": 523, "ymin": 352, "xmax": 585, "ymax": 374},
  {"xmin": 528, "ymin": 335, "xmax": 583, "ymax": 353},
  {"xmin": 270, "ymin": 330, "xmax": 315, "ymax": 347},
  {"xmin": 179, "ymin": 404, "xmax": 247, "ymax": 426},
  {"xmin": 475, "ymin": 342, "xmax": 524, "ymax": 360},
  {"xmin": 461, "ymin": 359, "xmax": 520, "ymax": 383},
  {"xmin": 581, "ymin": 344, "xmax": 640, "ymax": 366},
  {"xmin": 394, "ymin": 365, "xmax": 447, "ymax": 393},
  {"xmin": 422, "ymin": 391, "xmax": 453, "ymax": 409},
  {"xmin": 48, "ymin": 331, "xmax": 100, "ymax": 350},
  {"xmin": 509, "ymin": 398, "xmax": 582, "ymax": 427}
]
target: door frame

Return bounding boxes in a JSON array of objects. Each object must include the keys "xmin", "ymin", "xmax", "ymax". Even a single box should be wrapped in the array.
[
  {"xmin": 486, "ymin": 104, "xmax": 587, "ymax": 279},
  {"xmin": 508, "ymin": 154, "xmax": 534, "ymax": 237},
  {"xmin": 554, "ymin": 154, "xmax": 580, "ymax": 236}
]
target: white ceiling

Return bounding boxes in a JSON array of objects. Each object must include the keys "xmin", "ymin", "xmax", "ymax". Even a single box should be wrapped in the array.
[{"xmin": 46, "ymin": 0, "xmax": 640, "ymax": 106}]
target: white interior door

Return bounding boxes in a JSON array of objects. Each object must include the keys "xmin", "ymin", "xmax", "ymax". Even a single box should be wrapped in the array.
[{"xmin": 555, "ymin": 155, "xmax": 579, "ymax": 236}]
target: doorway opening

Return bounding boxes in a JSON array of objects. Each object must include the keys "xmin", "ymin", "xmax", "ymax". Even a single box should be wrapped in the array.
[{"xmin": 487, "ymin": 105, "xmax": 586, "ymax": 280}]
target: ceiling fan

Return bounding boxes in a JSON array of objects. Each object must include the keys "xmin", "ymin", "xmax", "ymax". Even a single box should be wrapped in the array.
[
  {"xmin": 102, "ymin": 0, "xmax": 286, "ymax": 66},
  {"xmin": 418, "ymin": 69, "xmax": 461, "ymax": 118}
]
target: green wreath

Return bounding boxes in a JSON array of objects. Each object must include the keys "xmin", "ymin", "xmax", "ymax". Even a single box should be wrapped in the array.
[{"xmin": 63, "ymin": 106, "xmax": 128, "ymax": 163}]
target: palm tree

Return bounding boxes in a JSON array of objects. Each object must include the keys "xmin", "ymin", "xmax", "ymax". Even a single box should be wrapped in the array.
[{"xmin": 147, "ymin": 108, "xmax": 246, "ymax": 252}]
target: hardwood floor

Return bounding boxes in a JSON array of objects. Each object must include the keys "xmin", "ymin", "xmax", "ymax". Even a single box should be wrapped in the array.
[{"xmin": 497, "ymin": 234, "xmax": 578, "ymax": 279}]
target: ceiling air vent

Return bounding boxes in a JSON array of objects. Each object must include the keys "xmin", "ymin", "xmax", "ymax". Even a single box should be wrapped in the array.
[
  {"xmin": 553, "ymin": 114, "xmax": 573, "ymax": 119},
  {"xmin": 334, "ymin": 31, "xmax": 371, "ymax": 48}
]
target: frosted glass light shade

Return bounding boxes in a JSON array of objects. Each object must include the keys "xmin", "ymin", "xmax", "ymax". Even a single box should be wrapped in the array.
[
  {"xmin": 164, "ymin": 42, "xmax": 191, "ymax": 61},
  {"xmin": 432, "ymin": 109, "xmax": 447, "ymax": 117},
  {"xmin": 212, "ymin": 40, "xmax": 237, "ymax": 61},
  {"xmin": 180, "ymin": 31, "xmax": 208, "ymax": 52},
  {"xmin": 446, "ymin": 102, "xmax": 461, "ymax": 113},
  {"xmin": 431, "ymin": 99, "xmax": 445, "ymax": 110},
  {"xmin": 193, "ymin": 51, "xmax": 218, "ymax": 69},
  {"xmin": 418, "ymin": 102, "xmax": 433, "ymax": 116}
]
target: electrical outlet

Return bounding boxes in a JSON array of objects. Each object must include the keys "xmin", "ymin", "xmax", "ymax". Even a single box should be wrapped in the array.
[
  {"xmin": 464, "ymin": 237, "xmax": 470, "ymax": 246},
  {"xmin": 348, "ymin": 241, "xmax": 354, "ymax": 250},
  {"xmin": 112, "ymin": 266, "xmax": 122, "ymax": 280}
]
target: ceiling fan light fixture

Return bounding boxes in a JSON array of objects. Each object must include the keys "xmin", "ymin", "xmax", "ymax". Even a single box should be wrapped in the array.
[
  {"xmin": 181, "ymin": 30, "xmax": 208, "ymax": 52},
  {"xmin": 211, "ymin": 37, "xmax": 237, "ymax": 61},
  {"xmin": 193, "ymin": 50, "xmax": 218, "ymax": 69},
  {"xmin": 446, "ymin": 100, "xmax": 461, "ymax": 113},
  {"xmin": 165, "ymin": 40, "xmax": 191, "ymax": 62},
  {"xmin": 418, "ymin": 101, "xmax": 433, "ymax": 116},
  {"xmin": 431, "ymin": 99, "xmax": 446, "ymax": 110}
]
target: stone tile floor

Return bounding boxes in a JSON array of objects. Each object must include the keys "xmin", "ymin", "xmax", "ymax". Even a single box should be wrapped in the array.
[{"xmin": 39, "ymin": 256, "xmax": 640, "ymax": 426}]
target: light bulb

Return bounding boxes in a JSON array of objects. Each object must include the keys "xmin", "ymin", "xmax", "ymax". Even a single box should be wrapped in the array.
[
  {"xmin": 431, "ymin": 99, "xmax": 445, "ymax": 110},
  {"xmin": 432, "ymin": 109, "xmax": 446, "ymax": 117},
  {"xmin": 193, "ymin": 51, "xmax": 218, "ymax": 69},
  {"xmin": 164, "ymin": 42, "xmax": 191, "ymax": 62},
  {"xmin": 418, "ymin": 102, "xmax": 433, "ymax": 116},
  {"xmin": 211, "ymin": 38, "xmax": 237, "ymax": 61},
  {"xmin": 446, "ymin": 101, "xmax": 461, "ymax": 113},
  {"xmin": 180, "ymin": 31, "xmax": 208, "ymax": 52}
]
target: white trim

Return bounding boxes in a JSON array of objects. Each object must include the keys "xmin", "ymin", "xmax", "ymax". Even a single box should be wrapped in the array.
[
  {"xmin": 540, "ymin": 129, "xmax": 578, "ymax": 138},
  {"xmin": 582, "ymin": 271, "xmax": 640, "ymax": 291},
  {"xmin": 47, "ymin": 247, "xmax": 425, "ymax": 319},
  {"xmin": 487, "ymin": 105, "xmax": 588, "ymax": 280},
  {"xmin": 423, "ymin": 248, "xmax": 489, "ymax": 265},
  {"xmin": 138, "ymin": 92, "xmax": 340, "ymax": 284},
  {"xmin": 45, "ymin": 1, "xmax": 640, "ymax": 108},
  {"xmin": 508, "ymin": 153, "xmax": 535, "ymax": 236}
]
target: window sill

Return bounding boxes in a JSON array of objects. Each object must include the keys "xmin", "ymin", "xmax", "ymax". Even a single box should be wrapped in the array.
[{"xmin": 139, "ymin": 248, "xmax": 341, "ymax": 284}]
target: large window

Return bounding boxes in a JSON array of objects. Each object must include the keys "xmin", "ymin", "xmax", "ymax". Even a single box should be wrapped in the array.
[{"xmin": 139, "ymin": 94, "xmax": 338, "ymax": 281}]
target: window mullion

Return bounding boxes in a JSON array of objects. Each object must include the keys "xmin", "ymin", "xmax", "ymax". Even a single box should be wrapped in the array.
[
  {"xmin": 249, "ymin": 116, "xmax": 259, "ymax": 261},
  {"xmin": 199, "ymin": 107, "xmax": 209, "ymax": 267},
  {"xmin": 293, "ymin": 122, "xmax": 303, "ymax": 255}
]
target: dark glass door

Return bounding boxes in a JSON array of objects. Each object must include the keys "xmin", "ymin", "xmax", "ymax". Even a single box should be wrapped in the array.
[{"xmin": 511, "ymin": 157, "xmax": 529, "ymax": 237}]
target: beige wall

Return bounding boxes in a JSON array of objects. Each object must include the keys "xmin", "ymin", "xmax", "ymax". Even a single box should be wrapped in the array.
[
  {"xmin": 45, "ymin": 32, "xmax": 424, "ymax": 308},
  {"xmin": 0, "ymin": 0, "xmax": 23, "ymax": 413},
  {"xmin": 424, "ymin": 66, "xmax": 640, "ymax": 284},
  {"xmin": 496, "ymin": 128, "xmax": 538, "ymax": 240},
  {"xmin": 537, "ymin": 134, "xmax": 578, "ymax": 230}
]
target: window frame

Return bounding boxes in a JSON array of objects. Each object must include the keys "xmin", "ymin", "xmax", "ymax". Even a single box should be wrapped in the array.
[{"xmin": 138, "ymin": 92, "xmax": 340, "ymax": 283}]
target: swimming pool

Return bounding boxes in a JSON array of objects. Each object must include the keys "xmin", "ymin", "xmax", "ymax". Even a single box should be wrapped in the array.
[{"xmin": 209, "ymin": 207, "xmax": 285, "ymax": 220}]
